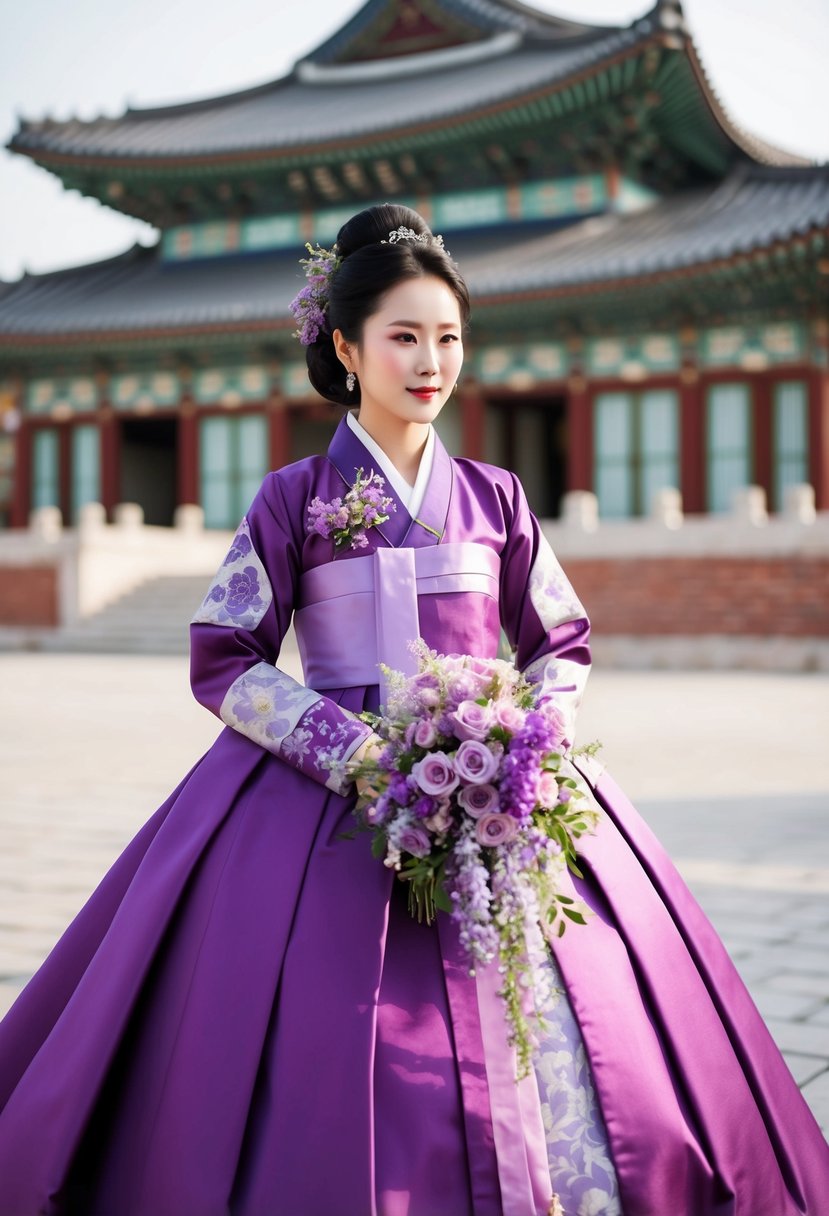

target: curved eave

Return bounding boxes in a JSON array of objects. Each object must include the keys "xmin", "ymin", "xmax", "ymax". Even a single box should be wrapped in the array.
[
  {"xmin": 9, "ymin": 40, "xmax": 651, "ymax": 173},
  {"xmin": 10, "ymin": 25, "xmax": 803, "ymax": 181},
  {"xmin": 681, "ymin": 37, "xmax": 807, "ymax": 168},
  {"xmin": 2, "ymin": 234, "xmax": 824, "ymax": 359},
  {"xmin": 0, "ymin": 317, "xmax": 294, "ymax": 353},
  {"xmin": 474, "ymin": 232, "xmax": 829, "ymax": 313}
]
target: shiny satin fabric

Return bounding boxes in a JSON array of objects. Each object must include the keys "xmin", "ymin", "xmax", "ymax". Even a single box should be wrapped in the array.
[
  {"xmin": 295, "ymin": 542, "xmax": 501, "ymax": 693},
  {"xmin": 1, "ymin": 415, "xmax": 827, "ymax": 1216}
]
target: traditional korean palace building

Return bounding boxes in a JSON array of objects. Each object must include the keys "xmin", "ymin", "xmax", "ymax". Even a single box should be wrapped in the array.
[{"xmin": 1, "ymin": 0, "xmax": 828, "ymax": 530}]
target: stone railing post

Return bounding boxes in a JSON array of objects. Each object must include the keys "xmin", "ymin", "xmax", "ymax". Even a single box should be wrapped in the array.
[
  {"xmin": 650, "ymin": 487, "xmax": 683, "ymax": 529},
  {"xmin": 174, "ymin": 504, "xmax": 205, "ymax": 532},
  {"xmin": 113, "ymin": 502, "xmax": 145, "ymax": 529},
  {"xmin": 731, "ymin": 485, "xmax": 768, "ymax": 526},
  {"xmin": 28, "ymin": 506, "xmax": 63, "ymax": 541},
  {"xmin": 561, "ymin": 490, "xmax": 599, "ymax": 532},
  {"xmin": 783, "ymin": 484, "xmax": 816, "ymax": 524}
]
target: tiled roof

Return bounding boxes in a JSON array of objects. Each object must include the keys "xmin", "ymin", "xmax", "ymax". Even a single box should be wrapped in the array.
[
  {"xmin": 10, "ymin": 32, "xmax": 637, "ymax": 161},
  {"xmin": 0, "ymin": 166, "xmax": 825, "ymax": 345},
  {"xmin": 466, "ymin": 164, "xmax": 829, "ymax": 296}
]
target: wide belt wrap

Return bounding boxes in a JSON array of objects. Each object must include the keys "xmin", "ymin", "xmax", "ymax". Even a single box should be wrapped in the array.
[{"xmin": 293, "ymin": 542, "xmax": 500, "ymax": 699}]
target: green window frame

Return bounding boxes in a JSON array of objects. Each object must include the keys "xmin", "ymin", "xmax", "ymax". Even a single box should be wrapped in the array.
[
  {"xmin": 706, "ymin": 383, "xmax": 751, "ymax": 513},
  {"xmin": 32, "ymin": 428, "xmax": 60, "ymax": 511},
  {"xmin": 200, "ymin": 414, "xmax": 268, "ymax": 529},
  {"xmin": 71, "ymin": 424, "xmax": 101, "ymax": 520},
  {"xmin": 594, "ymin": 389, "xmax": 679, "ymax": 518},
  {"xmin": 773, "ymin": 381, "xmax": 808, "ymax": 510}
]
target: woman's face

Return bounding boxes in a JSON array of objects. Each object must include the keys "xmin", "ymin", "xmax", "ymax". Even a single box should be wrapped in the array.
[{"xmin": 338, "ymin": 274, "xmax": 464, "ymax": 429}]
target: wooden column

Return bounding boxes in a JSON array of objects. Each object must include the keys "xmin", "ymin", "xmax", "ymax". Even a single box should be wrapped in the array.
[
  {"xmin": 459, "ymin": 383, "xmax": 485, "ymax": 462},
  {"xmin": 565, "ymin": 375, "xmax": 591, "ymax": 491},
  {"xmin": 752, "ymin": 372, "xmax": 773, "ymax": 507},
  {"xmin": 809, "ymin": 367, "xmax": 829, "ymax": 511},
  {"xmin": 58, "ymin": 421, "xmax": 72, "ymax": 524},
  {"xmin": 177, "ymin": 397, "xmax": 199, "ymax": 506},
  {"xmin": 679, "ymin": 368, "xmax": 705, "ymax": 513},
  {"xmin": 268, "ymin": 397, "xmax": 291, "ymax": 471},
  {"xmin": 99, "ymin": 407, "xmax": 119, "ymax": 516},
  {"xmin": 11, "ymin": 419, "xmax": 31, "ymax": 528}
]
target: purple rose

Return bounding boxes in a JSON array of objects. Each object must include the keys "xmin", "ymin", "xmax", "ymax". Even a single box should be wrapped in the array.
[
  {"xmin": 451, "ymin": 699, "xmax": 492, "ymax": 742},
  {"xmin": 475, "ymin": 812, "xmax": 518, "ymax": 848},
  {"xmin": 494, "ymin": 701, "xmax": 525, "ymax": 733},
  {"xmin": 446, "ymin": 672, "xmax": 487, "ymax": 709},
  {"xmin": 411, "ymin": 752, "xmax": 459, "ymax": 797},
  {"xmin": 543, "ymin": 703, "xmax": 569, "ymax": 749},
  {"xmin": 397, "ymin": 824, "xmax": 432, "ymax": 858},
  {"xmin": 414, "ymin": 718, "xmax": 438, "ymax": 749},
  {"xmin": 538, "ymin": 771, "xmax": 560, "ymax": 807},
  {"xmin": 454, "ymin": 739, "xmax": 500, "ymax": 785},
  {"xmin": 457, "ymin": 783, "xmax": 499, "ymax": 818}
]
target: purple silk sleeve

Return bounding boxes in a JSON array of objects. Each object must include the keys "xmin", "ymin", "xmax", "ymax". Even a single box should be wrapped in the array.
[
  {"xmin": 498, "ymin": 473, "xmax": 591, "ymax": 746},
  {"xmin": 189, "ymin": 473, "xmax": 372, "ymax": 793}
]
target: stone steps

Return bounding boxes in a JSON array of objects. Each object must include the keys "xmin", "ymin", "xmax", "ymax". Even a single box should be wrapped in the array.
[
  {"xmin": 47, "ymin": 575, "xmax": 212, "ymax": 654},
  {"xmin": 39, "ymin": 573, "xmax": 303, "ymax": 658}
]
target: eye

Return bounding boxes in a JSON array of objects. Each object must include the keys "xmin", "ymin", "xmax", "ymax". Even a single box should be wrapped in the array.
[
  {"xmin": 393, "ymin": 332, "xmax": 417, "ymax": 343},
  {"xmin": 441, "ymin": 333, "xmax": 460, "ymax": 343}
]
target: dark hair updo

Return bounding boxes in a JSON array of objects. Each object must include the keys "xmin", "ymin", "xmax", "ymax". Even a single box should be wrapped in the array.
[{"xmin": 304, "ymin": 204, "xmax": 470, "ymax": 406}]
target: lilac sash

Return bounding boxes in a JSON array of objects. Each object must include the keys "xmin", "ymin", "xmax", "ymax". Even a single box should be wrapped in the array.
[{"xmin": 294, "ymin": 542, "xmax": 500, "ymax": 698}]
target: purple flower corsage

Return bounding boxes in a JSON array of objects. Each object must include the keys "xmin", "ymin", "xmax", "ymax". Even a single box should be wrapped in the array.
[{"xmin": 307, "ymin": 468, "xmax": 396, "ymax": 552}]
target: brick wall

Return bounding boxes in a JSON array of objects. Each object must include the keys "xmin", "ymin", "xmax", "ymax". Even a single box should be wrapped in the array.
[
  {"xmin": 0, "ymin": 566, "xmax": 59, "ymax": 627},
  {"xmin": 565, "ymin": 556, "xmax": 829, "ymax": 637}
]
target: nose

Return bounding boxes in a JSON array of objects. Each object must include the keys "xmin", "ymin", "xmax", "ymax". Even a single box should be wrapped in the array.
[{"xmin": 416, "ymin": 343, "xmax": 439, "ymax": 377}]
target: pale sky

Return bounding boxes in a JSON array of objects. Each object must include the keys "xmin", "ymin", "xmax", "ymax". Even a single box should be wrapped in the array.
[{"xmin": 1, "ymin": 0, "xmax": 827, "ymax": 282}]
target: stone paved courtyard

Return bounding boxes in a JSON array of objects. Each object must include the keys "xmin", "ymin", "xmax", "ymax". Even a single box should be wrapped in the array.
[{"xmin": 1, "ymin": 653, "xmax": 828, "ymax": 1134}]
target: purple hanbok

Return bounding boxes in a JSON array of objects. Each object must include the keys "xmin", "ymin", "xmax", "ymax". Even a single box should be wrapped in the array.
[{"xmin": 0, "ymin": 415, "xmax": 827, "ymax": 1216}]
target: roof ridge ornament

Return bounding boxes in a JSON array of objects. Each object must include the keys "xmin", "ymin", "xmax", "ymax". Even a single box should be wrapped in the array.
[{"xmin": 295, "ymin": 31, "xmax": 521, "ymax": 85}]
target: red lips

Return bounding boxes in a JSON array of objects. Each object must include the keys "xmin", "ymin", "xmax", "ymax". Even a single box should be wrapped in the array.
[{"xmin": 407, "ymin": 387, "xmax": 439, "ymax": 399}]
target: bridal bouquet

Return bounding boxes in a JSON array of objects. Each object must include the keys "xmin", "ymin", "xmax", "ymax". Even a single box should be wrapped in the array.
[{"xmin": 349, "ymin": 641, "xmax": 600, "ymax": 1077}]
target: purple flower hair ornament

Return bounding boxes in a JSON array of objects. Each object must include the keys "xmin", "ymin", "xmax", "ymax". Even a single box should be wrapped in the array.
[{"xmin": 289, "ymin": 241, "xmax": 341, "ymax": 346}]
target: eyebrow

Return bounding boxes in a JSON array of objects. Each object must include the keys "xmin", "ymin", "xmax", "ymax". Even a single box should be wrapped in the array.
[{"xmin": 386, "ymin": 320, "xmax": 459, "ymax": 329}]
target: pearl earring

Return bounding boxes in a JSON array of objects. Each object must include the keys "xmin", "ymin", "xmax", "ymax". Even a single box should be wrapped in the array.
[{"xmin": 346, "ymin": 371, "xmax": 356, "ymax": 393}]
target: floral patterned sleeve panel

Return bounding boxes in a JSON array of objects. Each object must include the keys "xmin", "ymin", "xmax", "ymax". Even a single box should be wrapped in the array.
[
  {"xmin": 191, "ymin": 518, "xmax": 273, "ymax": 630},
  {"xmin": 499, "ymin": 474, "xmax": 592, "ymax": 751},
  {"xmin": 190, "ymin": 475, "xmax": 373, "ymax": 794},
  {"xmin": 219, "ymin": 663, "xmax": 370, "ymax": 795}
]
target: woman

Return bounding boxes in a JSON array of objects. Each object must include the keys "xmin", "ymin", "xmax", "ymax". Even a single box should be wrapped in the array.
[{"xmin": 0, "ymin": 204, "xmax": 826, "ymax": 1216}]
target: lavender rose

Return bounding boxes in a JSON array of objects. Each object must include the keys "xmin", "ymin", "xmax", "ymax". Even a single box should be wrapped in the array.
[
  {"xmin": 475, "ymin": 812, "xmax": 518, "ymax": 848},
  {"xmin": 411, "ymin": 752, "xmax": 459, "ymax": 797},
  {"xmin": 494, "ymin": 701, "xmax": 525, "ymax": 733},
  {"xmin": 414, "ymin": 718, "xmax": 438, "ymax": 749},
  {"xmin": 537, "ymin": 770, "xmax": 560, "ymax": 807},
  {"xmin": 451, "ymin": 699, "xmax": 493, "ymax": 742},
  {"xmin": 397, "ymin": 824, "xmax": 432, "ymax": 858},
  {"xmin": 454, "ymin": 739, "xmax": 500, "ymax": 785},
  {"xmin": 457, "ymin": 783, "xmax": 499, "ymax": 818}
]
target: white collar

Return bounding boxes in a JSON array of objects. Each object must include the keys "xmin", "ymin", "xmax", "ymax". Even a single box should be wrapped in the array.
[{"xmin": 346, "ymin": 410, "xmax": 435, "ymax": 519}]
